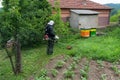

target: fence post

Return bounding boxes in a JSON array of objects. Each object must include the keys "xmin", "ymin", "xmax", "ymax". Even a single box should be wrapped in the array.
[{"xmin": 118, "ymin": 16, "xmax": 120, "ymax": 25}]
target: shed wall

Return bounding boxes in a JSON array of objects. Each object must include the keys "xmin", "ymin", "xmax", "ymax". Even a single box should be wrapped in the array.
[
  {"xmin": 70, "ymin": 12, "xmax": 98, "ymax": 29},
  {"xmin": 93, "ymin": 9, "xmax": 110, "ymax": 27},
  {"xmin": 60, "ymin": 8, "xmax": 110, "ymax": 28},
  {"xmin": 70, "ymin": 12, "xmax": 80, "ymax": 28},
  {"xmin": 78, "ymin": 15, "xmax": 98, "ymax": 28}
]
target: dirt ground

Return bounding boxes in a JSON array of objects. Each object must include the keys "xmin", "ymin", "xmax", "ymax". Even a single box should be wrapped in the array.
[{"xmin": 45, "ymin": 55, "xmax": 120, "ymax": 80}]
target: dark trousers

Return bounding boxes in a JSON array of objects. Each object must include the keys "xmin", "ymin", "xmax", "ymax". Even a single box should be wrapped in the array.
[{"xmin": 47, "ymin": 39, "xmax": 54, "ymax": 55}]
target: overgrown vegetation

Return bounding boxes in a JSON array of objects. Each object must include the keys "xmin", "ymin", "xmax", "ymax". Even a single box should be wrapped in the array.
[
  {"xmin": 0, "ymin": 0, "xmax": 120, "ymax": 79},
  {"xmin": 0, "ymin": 0, "xmax": 71, "ymax": 75},
  {"xmin": 110, "ymin": 10, "xmax": 120, "ymax": 22},
  {"xmin": 0, "ymin": 0, "xmax": 52, "ymax": 47},
  {"xmin": 1, "ymin": 25, "xmax": 120, "ymax": 80}
]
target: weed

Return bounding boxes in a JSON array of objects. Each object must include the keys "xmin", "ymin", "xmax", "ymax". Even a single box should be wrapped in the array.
[
  {"xmin": 111, "ymin": 65, "xmax": 120, "ymax": 75},
  {"xmin": 64, "ymin": 55, "xmax": 70, "ymax": 62},
  {"xmin": 67, "ymin": 48, "xmax": 79, "ymax": 57},
  {"xmin": 64, "ymin": 78, "xmax": 72, "ymax": 80},
  {"xmin": 84, "ymin": 65, "xmax": 89, "ymax": 73},
  {"xmin": 80, "ymin": 69, "xmax": 88, "ymax": 78},
  {"xmin": 67, "ymin": 50, "xmax": 76, "ymax": 57},
  {"xmin": 64, "ymin": 69, "xmax": 74, "ymax": 78},
  {"xmin": 97, "ymin": 60, "xmax": 104, "ymax": 68},
  {"xmin": 51, "ymin": 69, "xmax": 58, "ymax": 77},
  {"xmin": 55, "ymin": 60, "xmax": 65, "ymax": 69},
  {"xmin": 80, "ymin": 63, "xmax": 89, "ymax": 79},
  {"xmin": 68, "ymin": 62, "xmax": 77, "ymax": 70},
  {"xmin": 81, "ymin": 76, "xmax": 87, "ymax": 80},
  {"xmin": 73, "ymin": 56, "xmax": 80, "ymax": 64},
  {"xmin": 101, "ymin": 74, "xmax": 107, "ymax": 80},
  {"xmin": 39, "ymin": 69, "xmax": 48, "ymax": 77},
  {"xmin": 35, "ymin": 76, "xmax": 51, "ymax": 80}
]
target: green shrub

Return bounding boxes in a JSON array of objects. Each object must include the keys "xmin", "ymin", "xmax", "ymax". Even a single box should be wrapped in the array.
[
  {"xmin": 0, "ymin": 0, "xmax": 52, "ymax": 47},
  {"xmin": 109, "ymin": 27, "xmax": 120, "ymax": 38},
  {"xmin": 110, "ymin": 10, "xmax": 120, "ymax": 22}
]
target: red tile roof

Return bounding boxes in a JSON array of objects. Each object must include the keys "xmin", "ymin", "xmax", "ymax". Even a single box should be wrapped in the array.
[{"xmin": 48, "ymin": 0, "xmax": 111, "ymax": 9}]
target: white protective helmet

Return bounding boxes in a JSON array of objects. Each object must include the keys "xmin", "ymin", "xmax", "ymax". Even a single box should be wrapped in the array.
[{"xmin": 48, "ymin": 20, "xmax": 54, "ymax": 25}]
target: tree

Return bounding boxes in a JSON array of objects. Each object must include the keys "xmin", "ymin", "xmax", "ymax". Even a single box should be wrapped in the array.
[
  {"xmin": 18, "ymin": 0, "xmax": 52, "ymax": 46},
  {"xmin": 0, "ymin": 0, "xmax": 52, "ymax": 47},
  {"xmin": 0, "ymin": 0, "xmax": 52, "ymax": 74},
  {"xmin": 110, "ymin": 10, "xmax": 120, "ymax": 22},
  {"xmin": 0, "ymin": 0, "xmax": 22, "ymax": 75}
]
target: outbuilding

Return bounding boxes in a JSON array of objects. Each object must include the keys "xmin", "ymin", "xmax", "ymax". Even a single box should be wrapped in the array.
[
  {"xmin": 48, "ymin": 0, "xmax": 112, "ymax": 28},
  {"xmin": 70, "ymin": 10, "xmax": 99, "ymax": 29}
]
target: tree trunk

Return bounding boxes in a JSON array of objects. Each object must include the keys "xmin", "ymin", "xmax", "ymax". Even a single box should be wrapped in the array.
[{"xmin": 15, "ymin": 38, "xmax": 22, "ymax": 74}]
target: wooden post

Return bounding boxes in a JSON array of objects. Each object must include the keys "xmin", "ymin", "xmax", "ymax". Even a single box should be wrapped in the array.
[
  {"xmin": 15, "ymin": 37, "xmax": 22, "ymax": 74},
  {"xmin": 6, "ymin": 39, "xmax": 16, "ymax": 74},
  {"xmin": 118, "ymin": 16, "xmax": 120, "ymax": 25}
]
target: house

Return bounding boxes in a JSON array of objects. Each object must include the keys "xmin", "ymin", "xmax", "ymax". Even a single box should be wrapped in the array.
[{"xmin": 48, "ymin": 0, "xmax": 112, "ymax": 28}]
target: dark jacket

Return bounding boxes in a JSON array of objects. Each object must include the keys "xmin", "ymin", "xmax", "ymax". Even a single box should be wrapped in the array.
[{"xmin": 45, "ymin": 24, "xmax": 55, "ymax": 39}]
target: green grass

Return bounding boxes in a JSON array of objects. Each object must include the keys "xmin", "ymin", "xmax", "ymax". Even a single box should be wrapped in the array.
[
  {"xmin": 0, "ymin": 26, "xmax": 120, "ymax": 80},
  {"xmin": 74, "ymin": 36, "xmax": 120, "ymax": 62},
  {"xmin": 0, "ymin": 45, "xmax": 67, "ymax": 80},
  {"xmin": 64, "ymin": 26, "xmax": 120, "ymax": 62}
]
